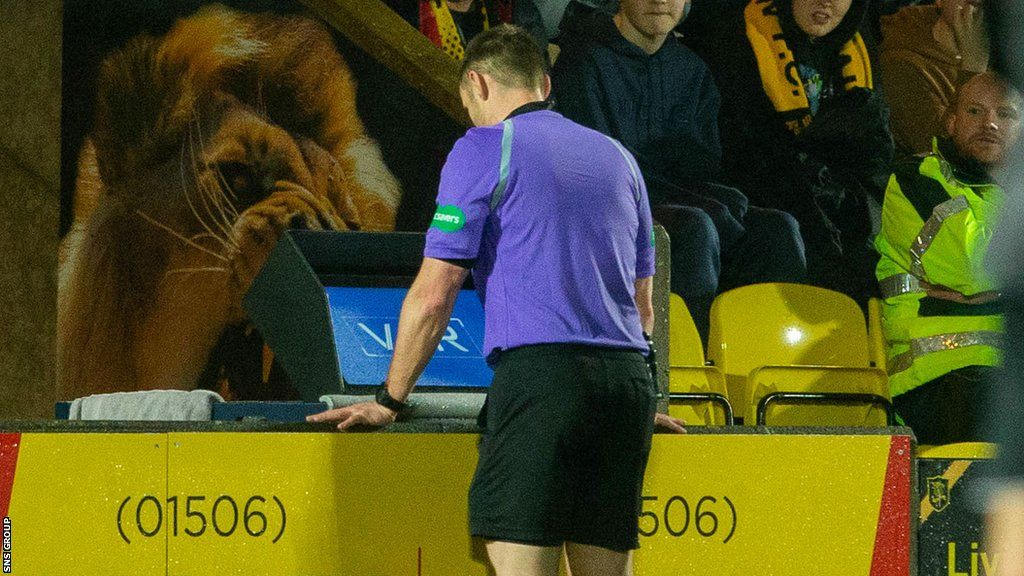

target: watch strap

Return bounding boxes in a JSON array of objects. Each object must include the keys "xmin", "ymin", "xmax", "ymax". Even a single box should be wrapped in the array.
[{"xmin": 375, "ymin": 382, "xmax": 410, "ymax": 413}]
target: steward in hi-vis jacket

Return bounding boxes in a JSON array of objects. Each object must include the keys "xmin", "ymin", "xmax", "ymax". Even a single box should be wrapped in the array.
[{"xmin": 874, "ymin": 72, "xmax": 1021, "ymax": 444}]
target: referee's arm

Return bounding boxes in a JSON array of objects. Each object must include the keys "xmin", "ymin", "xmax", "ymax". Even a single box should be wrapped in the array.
[
  {"xmin": 635, "ymin": 276, "xmax": 654, "ymax": 335},
  {"xmin": 638, "ymin": 275, "xmax": 686, "ymax": 433},
  {"xmin": 307, "ymin": 257, "xmax": 468, "ymax": 429},
  {"xmin": 382, "ymin": 258, "xmax": 470, "ymax": 403}
]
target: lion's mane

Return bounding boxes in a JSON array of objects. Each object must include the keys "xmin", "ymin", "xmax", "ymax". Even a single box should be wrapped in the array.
[{"xmin": 58, "ymin": 5, "xmax": 401, "ymax": 400}]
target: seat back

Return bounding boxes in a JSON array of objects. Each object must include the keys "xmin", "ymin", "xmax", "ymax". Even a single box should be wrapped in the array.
[
  {"xmin": 707, "ymin": 283, "xmax": 878, "ymax": 422},
  {"xmin": 917, "ymin": 442, "xmax": 997, "ymax": 459},
  {"xmin": 667, "ymin": 294, "xmax": 731, "ymax": 426},
  {"xmin": 747, "ymin": 366, "xmax": 890, "ymax": 426},
  {"xmin": 867, "ymin": 297, "xmax": 887, "ymax": 372},
  {"xmin": 668, "ymin": 294, "xmax": 705, "ymax": 366}
]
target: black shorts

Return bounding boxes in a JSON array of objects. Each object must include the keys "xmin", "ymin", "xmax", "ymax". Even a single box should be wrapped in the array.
[{"xmin": 468, "ymin": 343, "xmax": 657, "ymax": 552}]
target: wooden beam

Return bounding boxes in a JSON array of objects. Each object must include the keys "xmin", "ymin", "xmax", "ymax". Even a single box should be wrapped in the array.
[{"xmin": 300, "ymin": 0, "xmax": 470, "ymax": 126}]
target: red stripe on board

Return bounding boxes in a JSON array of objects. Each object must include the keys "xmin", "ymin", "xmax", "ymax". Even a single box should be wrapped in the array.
[
  {"xmin": 0, "ymin": 433, "xmax": 22, "ymax": 518},
  {"xmin": 869, "ymin": 435, "xmax": 912, "ymax": 576}
]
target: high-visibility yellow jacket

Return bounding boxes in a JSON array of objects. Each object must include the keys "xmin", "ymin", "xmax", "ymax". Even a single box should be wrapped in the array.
[{"xmin": 874, "ymin": 138, "xmax": 1004, "ymax": 397}]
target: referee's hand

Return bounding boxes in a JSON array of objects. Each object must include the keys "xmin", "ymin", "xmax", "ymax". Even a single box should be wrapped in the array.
[
  {"xmin": 655, "ymin": 413, "xmax": 687, "ymax": 434},
  {"xmin": 307, "ymin": 402, "xmax": 397, "ymax": 430}
]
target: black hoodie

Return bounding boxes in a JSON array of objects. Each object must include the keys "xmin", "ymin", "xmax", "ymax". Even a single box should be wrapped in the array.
[{"xmin": 552, "ymin": 11, "xmax": 725, "ymax": 207}]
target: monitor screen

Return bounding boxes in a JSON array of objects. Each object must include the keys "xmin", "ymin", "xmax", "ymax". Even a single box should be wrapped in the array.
[{"xmin": 324, "ymin": 286, "xmax": 491, "ymax": 390}]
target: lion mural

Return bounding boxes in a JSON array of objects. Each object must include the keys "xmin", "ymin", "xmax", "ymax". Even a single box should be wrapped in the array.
[{"xmin": 58, "ymin": 4, "xmax": 401, "ymax": 401}]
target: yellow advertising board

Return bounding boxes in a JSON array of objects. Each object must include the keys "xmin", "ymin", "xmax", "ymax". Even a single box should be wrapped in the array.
[
  {"xmin": 1, "ymin": 433, "xmax": 167, "ymax": 576},
  {"xmin": 637, "ymin": 434, "xmax": 910, "ymax": 576},
  {"xmin": 0, "ymin": 431, "xmax": 910, "ymax": 575}
]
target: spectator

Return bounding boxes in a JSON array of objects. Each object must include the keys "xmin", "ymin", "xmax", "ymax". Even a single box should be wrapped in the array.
[
  {"xmin": 387, "ymin": 1, "xmax": 547, "ymax": 59},
  {"xmin": 695, "ymin": 0, "xmax": 894, "ymax": 306},
  {"xmin": 874, "ymin": 72, "xmax": 1021, "ymax": 445},
  {"xmin": 551, "ymin": 0, "xmax": 807, "ymax": 342},
  {"xmin": 880, "ymin": 0, "xmax": 990, "ymax": 157}
]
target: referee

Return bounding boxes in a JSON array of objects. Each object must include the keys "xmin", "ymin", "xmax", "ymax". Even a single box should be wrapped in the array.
[{"xmin": 309, "ymin": 24, "xmax": 682, "ymax": 576}]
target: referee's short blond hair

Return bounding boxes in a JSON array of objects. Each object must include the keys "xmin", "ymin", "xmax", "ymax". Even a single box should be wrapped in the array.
[{"xmin": 460, "ymin": 24, "xmax": 548, "ymax": 92}]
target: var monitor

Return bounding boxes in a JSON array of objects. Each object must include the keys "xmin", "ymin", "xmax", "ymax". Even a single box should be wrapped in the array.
[
  {"xmin": 245, "ymin": 230, "xmax": 491, "ymax": 400},
  {"xmin": 325, "ymin": 285, "xmax": 490, "ymax": 390}
]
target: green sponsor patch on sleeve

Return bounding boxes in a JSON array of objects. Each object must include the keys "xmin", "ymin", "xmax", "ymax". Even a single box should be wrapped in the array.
[
  {"xmin": 431, "ymin": 204, "xmax": 467, "ymax": 232},
  {"xmin": 651, "ymin": 227, "xmax": 656, "ymax": 247}
]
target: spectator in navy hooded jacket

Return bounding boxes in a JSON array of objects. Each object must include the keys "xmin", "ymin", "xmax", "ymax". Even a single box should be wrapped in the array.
[{"xmin": 552, "ymin": 0, "xmax": 807, "ymax": 343}]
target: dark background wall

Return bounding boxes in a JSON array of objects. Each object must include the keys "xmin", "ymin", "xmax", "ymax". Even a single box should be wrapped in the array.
[{"xmin": 0, "ymin": 0, "xmax": 61, "ymax": 418}]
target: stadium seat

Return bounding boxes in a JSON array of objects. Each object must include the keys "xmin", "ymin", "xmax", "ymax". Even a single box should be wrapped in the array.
[
  {"xmin": 867, "ymin": 297, "xmax": 887, "ymax": 372},
  {"xmin": 667, "ymin": 294, "xmax": 733, "ymax": 426},
  {"xmin": 707, "ymin": 283, "xmax": 891, "ymax": 426},
  {"xmin": 917, "ymin": 442, "xmax": 998, "ymax": 459}
]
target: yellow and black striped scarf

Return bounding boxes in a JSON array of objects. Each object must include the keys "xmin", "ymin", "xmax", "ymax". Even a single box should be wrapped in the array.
[
  {"xmin": 420, "ymin": 1, "xmax": 514, "ymax": 61},
  {"xmin": 744, "ymin": 0, "xmax": 872, "ymax": 134}
]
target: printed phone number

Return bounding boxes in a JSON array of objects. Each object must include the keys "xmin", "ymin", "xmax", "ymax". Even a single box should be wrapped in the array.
[
  {"xmin": 639, "ymin": 495, "xmax": 737, "ymax": 543},
  {"xmin": 116, "ymin": 495, "xmax": 285, "ymax": 544}
]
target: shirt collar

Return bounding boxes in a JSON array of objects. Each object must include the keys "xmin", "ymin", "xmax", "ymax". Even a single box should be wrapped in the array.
[{"xmin": 504, "ymin": 100, "xmax": 553, "ymax": 120}]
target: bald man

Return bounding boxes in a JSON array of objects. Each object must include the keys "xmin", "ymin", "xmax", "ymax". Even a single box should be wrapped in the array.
[{"xmin": 874, "ymin": 72, "xmax": 1021, "ymax": 445}]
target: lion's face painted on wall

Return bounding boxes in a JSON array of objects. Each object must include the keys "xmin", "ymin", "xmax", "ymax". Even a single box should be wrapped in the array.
[{"xmin": 58, "ymin": 4, "xmax": 401, "ymax": 400}]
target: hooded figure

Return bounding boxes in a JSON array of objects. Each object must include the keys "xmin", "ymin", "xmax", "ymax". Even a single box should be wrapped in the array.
[
  {"xmin": 551, "ymin": 3, "xmax": 807, "ymax": 343},
  {"xmin": 553, "ymin": 6, "xmax": 722, "ymax": 199},
  {"xmin": 694, "ymin": 0, "xmax": 894, "ymax": 306}
]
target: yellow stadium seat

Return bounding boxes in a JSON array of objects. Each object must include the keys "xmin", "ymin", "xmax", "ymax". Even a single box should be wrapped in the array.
[
  {"xmin": 867, "ymin": 297, "xmax": 887, "ymax": 372},
  {"xmin": 707, "ymin": 283, "xmax": 891, "ymax": 426},
  {"xmin": 917, "ymin": 442, "xmax": 997, "ymax": 459},
  {"xmin": 667, "ymin": 294, "xmax": 733, "ymax": 426}
]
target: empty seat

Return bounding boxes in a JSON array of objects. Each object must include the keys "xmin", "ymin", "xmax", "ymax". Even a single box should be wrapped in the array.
[
  {"xmin": 917, "ymin": 442, "xmax": 997, "ymax": 459},
  {"xmin": 667, "ymin": 294, "xmax": 733, "ymax": 426},
  {"xmin": 707, "ymin": 283, "xmax": 891, "ymax": 426},
  {"xmin": 867, "ymin": 297, "xmax": 888, "ymax": 372}
]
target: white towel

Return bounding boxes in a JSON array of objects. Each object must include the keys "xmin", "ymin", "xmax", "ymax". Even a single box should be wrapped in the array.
[{"xmin": 68, "ymin": 389, "xmax": 224, "ymax": 421}]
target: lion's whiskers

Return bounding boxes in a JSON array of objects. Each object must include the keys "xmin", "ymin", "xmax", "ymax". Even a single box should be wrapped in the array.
[
  {"xmin": 182, "ymin": 129, "xmax": 222, "ymax": 243},
  {"xmin": 188, "ymin": 118, "xmax": 238, "ymax": 246},
  {"xmin": 134, "ymin": 209, "xmax": 229, "ymax": 263},
  {"xmin": 214, "ymin": 169, "xmax": 242, "ymax": 216},
  {"xmin": 212, "ymin": 168, "xmax": 242, "ymax": 222},
  {"xmin": 183, "ymin": 121, "xmax": 236, "ymax": 250},
  {"xmin": 164, "ymin": 267, "xmax": 229, "ymax": 277},
  {"xmin": 191, "ymin": 116, "xmax": 247, "ymax": 245}
]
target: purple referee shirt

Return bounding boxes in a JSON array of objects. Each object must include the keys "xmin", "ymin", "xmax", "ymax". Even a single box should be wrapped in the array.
[{"xmin": 424, "ymin": 104, "xmax": 655, "ymax": 363}]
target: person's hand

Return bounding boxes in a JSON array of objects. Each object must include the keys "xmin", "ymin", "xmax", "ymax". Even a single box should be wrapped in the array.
[
  {"xmin": 306, "ymin": 401, "xmax": 397, "ymax": 430},
  {"xmin": 921, "ymin": 281, "xmax": 1001, "ymax": 304},
  {"xmin": 951, "ymin": 0, "xmax": 990, "ymax": 72},
  {"xmin": 655, "ymin": 412, "xmax": 687, "ymax": 434}
]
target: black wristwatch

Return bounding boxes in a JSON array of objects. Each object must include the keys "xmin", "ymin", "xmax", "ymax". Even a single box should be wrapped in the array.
[
  {"xmin": 642, "ymin": 331, "xmax": 659, "ymax": 388},
  {"xmin": 375, "ymin": 382, "xmax": 411, "ymax": 414}
]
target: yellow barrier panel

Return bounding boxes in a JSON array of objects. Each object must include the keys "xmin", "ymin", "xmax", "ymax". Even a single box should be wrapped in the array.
[
  {"xmin": 637, "ymin": 434, "xmax": 906, "ymax": 575},
  {"xmin": 5, "ymin": 434, "xmax": 166, "ymax": 575},
  {"xmin": 167, "ymin": 433, "xmax": 483, "ymax": 576},
  {"xmin": 0, "ymin": 431, "xmax": 910, "ymax": 575}
]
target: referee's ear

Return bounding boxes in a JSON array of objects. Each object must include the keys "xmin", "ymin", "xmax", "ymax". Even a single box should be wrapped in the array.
[
  {"xmin": 466, "ymin": 69, "xmax": 491, "ymax": 103},
  {"xmin": 541, "ymin": 74, "xmax": 551, "ymax": 100}
]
